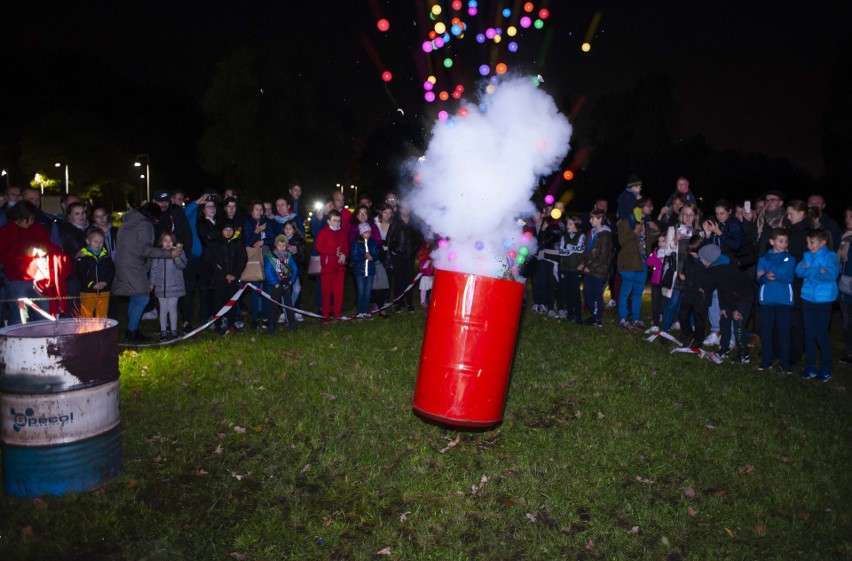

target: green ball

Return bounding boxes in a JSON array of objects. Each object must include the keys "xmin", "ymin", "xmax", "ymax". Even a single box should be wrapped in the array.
[
  {"xmin": 516, "ymin": 255, "xmax": 526, "ymax": 265},
  {"xmin": 519, "ymin": 246, "xmax": 529, "ymax": 256},
  {"xmin": 443, "ymin": 57, "xmax": 453, "ymax": 69}
]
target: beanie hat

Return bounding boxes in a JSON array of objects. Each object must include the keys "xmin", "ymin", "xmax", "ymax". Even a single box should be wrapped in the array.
[
  {"xmin": 626, "ymin": 174, "xmax": 642, "ymax": 188},
  {"xmin": 698, "ymin": 244, "xmax": 721, "ymax": 264},
  {"xmin": 358, "ymin": 222, "xmax": 372, "ymax": 235}
]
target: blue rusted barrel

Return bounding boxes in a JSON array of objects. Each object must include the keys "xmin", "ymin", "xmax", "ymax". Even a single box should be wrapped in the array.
[{"xmin": 0, "ymin": 318, "xmax": 122, "ymax": 497}]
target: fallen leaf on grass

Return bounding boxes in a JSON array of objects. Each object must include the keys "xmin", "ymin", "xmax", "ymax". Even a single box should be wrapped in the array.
[
  {"xmin": 376, "ymin": 546, "xmax": 392, "ymax": 555},
  {"xmin": 574, "ymin": 411, "xmax": 583, "ymax": 419},
  {"xmin": 214, "ymin": 444, "xmax": 223, "ymax": 455},
  {"xmin": 399, "ymin": 511, "xmax": 411, "ymax": 523},
  {"xmin": 253, "ymin": 426, "xmax": 263, "ymax": 433},
  {"xmin": 320, "ymin": 393, "xmax": 337, "ymax": 401},
  {"xmin": 525, "ymin": 512, "xmax": 537, "ymax": 523},
  {"xmin": 152, "ymin": 455, "xmax": 164, "ymax": 463},
  {"xmin": 778, "ymin": 454, "xmax": 792, "ymax": 463},
  {"xmin": 300, "ymin": 463, "xmax": 311, "ymax": 474},
  {"xmin": 127, "ymin": 479, "xmax": 140, "ymax": 489},
  {"xmin": 439, "ymin": 435, "xmax": 461, "ymax": 454},
  {"xmin": 471, "ymin": 474, "xmax": 488, "ymax": 496},
  {"xmin": 755, "ymin": 523, "xmax": 767, "ymax": 536},
  {"xmin": 229, "ymin": 553, "xmax": 249, "ymax": 560},
  {"xmin": 682, "ymin": 486, "xmax": 696, "ymax": 497},
  {"xmin": 323, "ymin": 510, "xmax": 343, "ymax": 526},
  {"xmin": 724, "ymin": 527, "xmax": 736, "ymax": 538},
  {"xmin": 596, "ymin": 411, "xmax": 605, "ymax": 419},
  {"xmin": 704, "ymin": 423, "xmax": 715, "ymax": 431},
  {"xmin": 687, "ymin": 507, "xmax": 698, "ymax": 518},
  {"xmin": 229, "ymin": 471, "xmax": 251, "ymax": 481},
  {"xmin": 707, "ymin": 487, "xmax": 729, "ymax": 497},
  {"xmin": 193, "ymin": 468, "xmax": 209, "ymax": 476},
  {"xmin": 627, "ymin": 526, "xmax": 640, "ymax": 535},
  {"xmin": 585, "ymin": 539, "xmax": 595, "ymax": 550},
  {"xmin": 21, "ymin": 525, "xmax": 34, "ymax": 537},
  {"xmin": 738, "ymin": 464, "xmax": 755, "ymax": 474},
  {"xmin": 635, "ymin": 475, "xmax": 654, "ymax": 484},
  {"xmin": 235, "ymin": 359, "xmax": 243, "ymax": 366},
  {"xmin": 233, "ymin": 426, "xmax": 246, "ymax": 434}
]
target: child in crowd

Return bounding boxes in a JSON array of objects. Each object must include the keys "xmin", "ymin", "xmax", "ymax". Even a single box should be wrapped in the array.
[
  {"xmin": 557, "ymin": 215, "xmax": 585, "ymax": 322},
  {"xmin": 616, "ymin": 174, "xmax": 643, "ymax": 228},
  {"xmin": 76, "ymin": 227, "xmax": 115, "ymax": 319},
  {"xmin": 315, "ymin": 209, "xmax": 349, "ymax": 322},
  {"xmin": 350, "ymin": 223, "xmax": 381, "ymax": 319},
  {"xmin": 756, "ymin": 228, "xmax": 795, "ymax": 373},
  {"xmin": 796, "ymin": 229, "xmax": 840, "ymax": 382},
  {"xmin": 418, "ymin": 239, "xmax": 435, "ymax": 309},
  {"xmin": 646, "ymin": 233, "xmax": 668, "ymax": 328},
  {"xmin": 698, "ymin": 243, "xmax": 755, "ymax": 363},
  {"xmin": 149, "ymin": 232, "xmax": 187, "ymax": 340},
  {"xmin": 263, "ymin": 234, "xmax": 299, "ymax": 333},
  {"xmin": 210, "ymin": 221, "xmax": 247, "ymax": 335},
  {"xmin": 677, "ymin": 235, "xmax": 713, "ymax": 348},
  {"xmin": 577, "ymin": 209, "xmax": 612, "ymax": 327}
]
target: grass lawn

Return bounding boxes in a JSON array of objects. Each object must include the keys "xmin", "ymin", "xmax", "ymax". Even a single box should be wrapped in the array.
[{"xmin": 1, "ymin": 285, "xmax": 850, "ymax": 560}]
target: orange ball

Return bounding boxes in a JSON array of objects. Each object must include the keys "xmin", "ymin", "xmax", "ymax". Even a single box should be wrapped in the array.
[
  {"xmin": 439, "ymin": 91, "xmax": 449, "ymax": 101},
  {"xmin": 563, "ymin": 170, "xmax": 574, "ymax": 181},
  {"xmin": 523, "ymin": 2, "xmax": 534, "ymax": 13},
  {"xmin": 495, "ymin": 63, "xmax": 508, "ymax": 75}
]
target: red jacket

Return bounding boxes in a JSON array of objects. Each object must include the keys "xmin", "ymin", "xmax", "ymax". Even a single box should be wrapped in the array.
[
  {"xmin": 315, "ymin": 225, "xmax": 349, "ymax": 273},
  {"xmin": 0, "ymin": 221, "xmax": 54, "ymax": 281}
]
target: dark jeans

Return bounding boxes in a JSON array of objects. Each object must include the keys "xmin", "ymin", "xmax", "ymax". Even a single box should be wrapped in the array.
[
  {"xmin": 391, "ymin": 255, "xmax": 416, "ymax": 308},
  {"xmin": 558, "ymin": 271, "xmax": 583, "ymax": 321},
  {"xmin": 265, "ymin": 282, "xmax": 295, "ymax": 332},
  {"xmin": 720, "ymin": 299, "xmax": 753, "ymax": 354},
  {"xmin": 180, "ymin": 256, "xmax": 201, "ymax": 325},
  {"xmin": 214, "ymin": 283, "xmax": 241, "ymax": 329},
  {"xmin": 679, "ymin": 292, "xmax": 709, "ymax": 348},
  {"xmin": 759, "ymin": 304, "xmax": 791, "ymax": 369},
  {"xmin": 354, "ymin": 273, "xmax": 374, "ymax": 314},
  {"xmin": 583, "ymin": 274, "xmax": 605, "ymax": 322},
  {"xmin": 650, "ymin": 284, "xmax": 666, "ymax": 326},
  {"xmin": 802, "ymin": 300, "xmax": 832, "ymax": 370},
  {"xmin": 662, "ymin": 288, "xmax": 682, "ymax": 331},
  {"xmin": 532, "ymin": 259, "xmax": 556, "ymax": 308}
]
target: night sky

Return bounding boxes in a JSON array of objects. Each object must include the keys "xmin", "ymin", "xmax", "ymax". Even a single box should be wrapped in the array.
[{"xmin": 1, "ymin": 1, "xmax": 849, "ymax": 205}]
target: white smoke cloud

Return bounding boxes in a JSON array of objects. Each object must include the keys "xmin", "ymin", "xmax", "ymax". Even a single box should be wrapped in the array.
[{"xmin": 405, "ymin": 75, "xmax": 572, "ymax": 280}]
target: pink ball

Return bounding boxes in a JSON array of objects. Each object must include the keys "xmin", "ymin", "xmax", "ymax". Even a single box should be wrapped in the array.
[
  {"xmin": 424, "ymin": 91, "xmax": 436, "ymax": 102},
  {"xmin": 438, "ymin": 239, "xmax": 449, "ymax": 249},
  {"xmin": 438, "ymin": 110, "xmax": 449, "ymax": 121},
  {"xmin": 544, "ymin": 194, "xmax": 555, "ymax": 205}
]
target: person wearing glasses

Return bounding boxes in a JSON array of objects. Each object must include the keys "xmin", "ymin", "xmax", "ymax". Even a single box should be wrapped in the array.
[
  {"xmin": 659, "ymin": 203, "xmax": 702, "ymax": 335},
  {"xmin": 756, "ymin": 190, "xmax": 788, "ymax": 255}
]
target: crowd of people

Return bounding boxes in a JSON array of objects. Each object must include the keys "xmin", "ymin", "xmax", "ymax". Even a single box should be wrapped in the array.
[
  {"xmin": 0, "ymin": 177, "xmax": 850, "ymax": 383},
  {"xmin": 527, "ymin": 175, "xmax": 851, "ymax": 382}
]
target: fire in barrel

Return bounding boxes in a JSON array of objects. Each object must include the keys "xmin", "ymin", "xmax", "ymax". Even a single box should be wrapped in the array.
[{"xmin": 0, "ymin": 318, "xmax": 122, "ymax": 497}]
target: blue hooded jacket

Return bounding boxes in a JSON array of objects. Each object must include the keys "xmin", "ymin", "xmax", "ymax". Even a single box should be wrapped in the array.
[
  {"xmin": 796, "ymin": 245, "xmax": 839, "ymax": 304},
  {"xmin": 756, "ymin": 251, "xmax": 795, "ymax": 306}
]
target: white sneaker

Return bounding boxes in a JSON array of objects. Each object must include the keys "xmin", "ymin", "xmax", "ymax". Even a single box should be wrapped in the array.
[
  {"xmin": 703, "ymin": 332, "xmax": 721, "ymax": 347},
  {"xmin": 294, "ymin": 313, "xmax": 304, "ymax": 322},
  {"xmin": 557, "ymin": 310, "xmax": 567, "ymax": 319},
  {"xmin": 607, "ymin": 299, "xmax": 617, "ymax": 308},
  {"xmin": 278, "ymin": 313, "xmax": 286, "ymax": 324},
  {"xmin": 645, "ymin": 325, "xmax": 660, "ymax": 334},
  {"xmin": 547, "ymin": 309, "xmax": 557, "ymax": 318},
  {"xmin": 141, "ymin": 309, "xmax": 158, "ymax": 320},
  {"xmin": 671, "ymin": 321, "xmax": 681, "ymax": 331}
]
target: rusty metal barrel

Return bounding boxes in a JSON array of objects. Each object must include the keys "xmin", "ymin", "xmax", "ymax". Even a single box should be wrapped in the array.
[{"xmin": 0, "ymin": 318, "xmax": 122, "ymax": 497}]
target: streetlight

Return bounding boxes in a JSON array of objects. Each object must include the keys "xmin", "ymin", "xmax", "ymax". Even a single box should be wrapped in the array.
[
  {"xmin": 134, "ymin": 154, "xmax": 150, "ymax": 202},
  {"xmin": 349, "ymin": 184, "xmax": 358, "ymax": 204},
  {"xmin": 1, "ymin": 170, "xmax": 8, "ymax": 190},
  {"xmin": 54, "ymin": 157, "xmax": 69, "ymax": 194}
]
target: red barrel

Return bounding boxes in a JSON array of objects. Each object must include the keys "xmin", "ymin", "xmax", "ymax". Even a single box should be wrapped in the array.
[{"xmin": 413, "ymin": 269, "xmax": 525, "ymax": 427}]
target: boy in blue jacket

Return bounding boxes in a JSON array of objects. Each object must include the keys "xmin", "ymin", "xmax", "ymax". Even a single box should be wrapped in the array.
[
  {"xmin": 796, "ymin": 229, "xmax": 840, "ymax": 381},
  {"xmin": 263, "ymin": 234, "xmax": 299, "ymax": 334},
  {"xmin": 756, "ymin": 228, "xmax": 795, "ymax": 373},
  {"xmin": 350, "ymin": 222, "xmax": 381, "ymax": 319}
]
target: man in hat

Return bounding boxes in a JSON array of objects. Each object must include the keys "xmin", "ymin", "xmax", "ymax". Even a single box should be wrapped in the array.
[
  {"xmin": 617, "ymin": 174, "xmax": 643, "ymax": 228},
  {"xmin": 756, "ymin": 190, "xmax": 788, "ymax": 255}
]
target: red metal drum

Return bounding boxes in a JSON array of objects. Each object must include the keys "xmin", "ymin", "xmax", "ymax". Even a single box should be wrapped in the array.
[{"xmin": 413, "ymin": 269, "xmax": 525, "ymax": 427}]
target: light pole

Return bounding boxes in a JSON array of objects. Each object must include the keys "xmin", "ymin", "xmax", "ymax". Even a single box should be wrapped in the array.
[
  {"xmin": 54, "ymin": 157, "xmax": 69, "ymax": 193},
  {"xmin": 1, "ymin": 170, "xmax": 8, "ymax": 190},
  {"xmin": 134, "ymin": 154, "xmax": 150, "ymax": 202},
  {"xmin": 350, "ymin": 184, "xmax": 358, "ymax": 205}
]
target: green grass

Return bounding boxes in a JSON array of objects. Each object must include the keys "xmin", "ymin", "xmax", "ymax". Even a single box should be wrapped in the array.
[{"xmin": 1, "ymin": 290, "xmax": 850, "ymax": 560}]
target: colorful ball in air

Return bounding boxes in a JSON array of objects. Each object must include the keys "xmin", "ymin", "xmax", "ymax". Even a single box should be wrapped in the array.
[
  {"xmin": 479, "ymin": 64, "xmax": 490, "ymax": 76},
  {"xmin": 516, "ymin": 255, "xmax": 526, "ymax": 265},
  {"xmin": 508, "ymin": 41, "xmax": 518, "ymax": 53},
  {"xmin": 538, "ymin": 8, "xmax": 550, "ymax": 19},
  {"xmin": 544, "ymin": 194, "xmax": 555, "ymax": 205},
  {"xmin": 377, "ymin": 19, "xmax": 390, "ymax": 32},
  {"xmin": 438, "ymin": 110, "xmax": 449, "ymax": 121},
  {"xmin": 476, "ymin": 33, "xmax": 486, "ymax": 43},
  {"xmin": 452, "ymin": 0, "xmax": 462, "ymax": 10},
  {"xmin": 520, "ymin": 16, "xmax": 532, "ymax": 28},
  {"xmin": 495, "ymin": 63, "xmax": 507, "ymax": 75},
  {"xmin": 438, "ymin": 239, "xmax": 449, "ymax": 248},
  {"xmin": 381, "ymin": 71, "xmax": 392, "ymax": 82},
  {"xmin": 422, "ymin": 41, "xmax": 433, "ymax": 53},
  {"xmin": 502, "ymin": 8, "xmax": 511, "ymax": 17},
  {"xmin": 443, "ymin": 57, "xmax": 453, "ymax": 69},
  {"xmin": 424, "ymin": 91, "xmax": 436, "ymax": 102},
  {"xmin": 563, "ymin": 170, "xmax": 574, "ymax": 181},
  {"xmin": 551, "ymin": 208, "xmax": 562, "ymax": 219},
  {"xmin": 523, "ymin": 2, "xmax": 534, "ymax": 12},
  {"xmin": 519, "ymin": 246, "xmax": 529, "ymax": 256}
]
